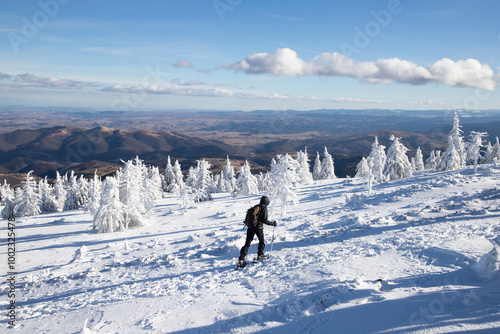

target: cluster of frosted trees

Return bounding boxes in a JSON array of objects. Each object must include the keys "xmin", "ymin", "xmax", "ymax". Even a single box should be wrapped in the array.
[
  {"xmin": 355, "ymin": 113, "xmax": 500, "ymax": 185},
  {"xmin": 166, "ymin": 147, "xmax": 336, "ymax": 215},
  {"xmin": 1, "ymin": 170, "xmax": 91, "ymax": 219}
]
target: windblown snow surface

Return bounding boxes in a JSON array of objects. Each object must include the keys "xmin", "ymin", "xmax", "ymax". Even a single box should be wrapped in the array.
[{"xmin": 2, "ymin": 165, "xmax": 500, "ymax": 333}]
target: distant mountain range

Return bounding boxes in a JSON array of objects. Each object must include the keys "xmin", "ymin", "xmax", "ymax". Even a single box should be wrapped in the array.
[{"xmin": 0, "ymin": 125, "xmax": 449, "ymax": 183}]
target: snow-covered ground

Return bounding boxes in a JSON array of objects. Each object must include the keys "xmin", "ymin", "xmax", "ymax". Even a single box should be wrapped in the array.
[{"xmin": 2, "ymin": 165, "xmax": 500, "ymax": 333}]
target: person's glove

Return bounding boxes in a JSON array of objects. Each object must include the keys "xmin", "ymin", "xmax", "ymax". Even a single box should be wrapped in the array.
[{"xmin": 273, "ymin": 221, "xmax": 277, "ymax": 227}]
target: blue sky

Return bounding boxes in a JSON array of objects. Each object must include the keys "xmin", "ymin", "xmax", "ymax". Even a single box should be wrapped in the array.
[{"xmin": 1, "ymin": 0, "xmax": 499, "ymax": 111}]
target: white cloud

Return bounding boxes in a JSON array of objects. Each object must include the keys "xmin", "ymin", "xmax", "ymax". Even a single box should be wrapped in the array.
[
  {"xmin": 223, "ymin": 48, "xmax": 496, "ymax": 90},
  {"xmin": 100, "ymin": 83, "xmax": 389, "ymax": 104},
  {"xmin": 173, "ymin": 60, "xmax": 194, "ymax": 68},
  {"xmin": 14, "ymin": 73, "xmax": 99, "ymax": 88},
  {"xmin": 0, "ymin": 72, "xmax": 12, "ymax": 80}
]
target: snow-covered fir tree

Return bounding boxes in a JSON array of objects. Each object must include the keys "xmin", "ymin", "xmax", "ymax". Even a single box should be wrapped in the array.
[
  {"xmin": 219, "ymin": 156, "xmax": 237, "ymax": 193},
  {"xmin": 0, "ymin": 179, "xmax": 12, "ymax": 203},
  {"xmin": 164, "ymin": 156, "xmax": 175, "ymax": 192},
  {"xmin": 413, "ymin": 147, "xmax": 425, "ymax": 171},
  {"xmin": 118, "ymin": 158, "xmax": 146, "ymax": 228},
  {"xmin": 193, "ymin": 159, "xmax": 213, "ymax": 202},
  {"xmin": 172, "ymin": 160, "xmax": 185, "ymax": 193},
  {"xmin": 233, "ymin": 160, "xmax": 259, "ymax": 197},
  {"xmin": 78, "ymin": 175, "xmax": 90, "ymax": 206},
  {"xmin": 39, "ymin": 177, "xmax": 58, "ymax": 212},
  {"xmin": 296, "ymin": 148, "xmax": 313, "ymax": 184},
  {"xmin": 145, "ymin": 165, "xmax": 163, "ymax": 203},
  {"xmin": 267, "ymin": 154, "xmax": 300, "ymax": 216},
  {"xmin": 15, "ymin": 171, "xmax": 41, "ymax": 217},
  {"xmin": 425, "ymin": 150, "xmax": 439, "ymax": 170},
  {"xmin": 312, "ymin": 152, "xmax": 322, "ymax": 181},
  {"xmin": 439, "ymin": 112, "xmax": 465, "ymax": 171},
  {"xmin": 319, "ymin": 147, "xmax": 336, "ymax": 180},
  {"xmin": 86, "ymin": 171, "xmax": 102, "ymax": 217},
  {"xmin": 482, "ymin": 137, "xmax": 500, "ymax": 164},
  {"xmin": 53, "ymin": 171, "xmax": 67, "ymax": 211},
  {"xmin": 367, "ymin": 137, "xmax": 386, "ymax": 183},
  {"xmin": 1, "ymin": 181, "xmax": 15, "ymax": 219},
  {"xmin": 355, "ymin": 157, "xmax": 370, "ymax": 178},
  {"xmin": 63, "ymin": 171, "xmax": 80, "ymax": 211},
  {"xmin": 185, "ymin": 166, "xmax": 197, "ymax": 189},
  {"xmin": 93, "ymin": 176, "xmax": 126, "ymax": 233},
  {"xmin": 467, "ymin": 131, "xmax": 487, "ymax": 173},
  {"xmin": 383, "ymin": 136, "xmax": 412, "ymax": 181}
]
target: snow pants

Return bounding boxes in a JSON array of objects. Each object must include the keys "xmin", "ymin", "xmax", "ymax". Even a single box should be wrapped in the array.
[{"xmin": 239, "ymin": 227, "xmax": 265, "ymax": 260}]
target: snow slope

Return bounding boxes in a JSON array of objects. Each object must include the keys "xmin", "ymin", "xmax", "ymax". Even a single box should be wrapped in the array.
[{"xmin": 1, "ymin": 165, "xmax": 500, "ymax": 333}]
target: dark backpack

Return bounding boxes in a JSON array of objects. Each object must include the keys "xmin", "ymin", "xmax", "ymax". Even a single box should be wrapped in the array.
[{"xmin": 244, "ymin": 205, "xmax": 261, "ymax": 228}]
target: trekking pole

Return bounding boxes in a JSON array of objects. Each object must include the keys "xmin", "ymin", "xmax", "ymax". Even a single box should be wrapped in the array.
[{"xmin": 270, "ymin": 224, "xmax": 275, "ymax": 258}]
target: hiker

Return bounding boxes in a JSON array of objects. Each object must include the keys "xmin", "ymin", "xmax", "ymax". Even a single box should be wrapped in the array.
[{"xmin": 239, "ymin": 196, "xmax": 277, "ymax": 267}]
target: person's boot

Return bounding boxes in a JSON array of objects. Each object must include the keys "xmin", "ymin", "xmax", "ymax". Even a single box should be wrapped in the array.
[{"xmin": 256, "ymin": 254, "xmax": 267, "ymax": 261}]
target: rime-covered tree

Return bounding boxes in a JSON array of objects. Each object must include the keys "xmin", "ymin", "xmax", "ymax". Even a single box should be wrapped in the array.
[
  {"xmin": 15, "ymin": 171, "xmax": 41, "ymax": 217},
  {"xmin": 367, "ymin": 137, "xmax": 386, "ymax": 183},
  {"xmin": 413, "ymin": 147, "xmax": 425, "ymax": 171},
  {"xmin": 482, "ymin": 137, "xmax": 500, "ymax": 164},
  {"xmin": 86, "ymin": 171, "xmax": 102, "ymax": 217},
  {"xmin": 219, "ymin": 156, "xmax": 237, "ymax": 193},
  {"xmin": 1, "ymin": 181, "xmax": 15, "ymax": 219},
  {"xmin": 39, "ymin": 177, "xmax": 58, "ymax": 212},
  {"xmin": 118, "ymin": 159, "xmax": 146, "ymax": 228},
  {"xmin": 63, "ymin": 171, "xmax": 80, "ymax": 211},
  {"xmin": 0, "ymin": 179, "xmax": 12, "ymax": 203},
  {"xmin": 467, "ymin": 131, "xmax": 487, "ymax": 173},
  {"xmin": 53, "ymin": 171, "xmax": 67, "ymax": 211},
  {"xmin": 312, "ymin": 152, "xmax": 322, "ymax": 181},
  {"xmin": 93, "ymin": 176, "xmax": 126, "ymax": 233},
  {"xmin": 233, "ymin": 160, "xmax": 259, "ymax": 197},
  {"xmin": 439, "ymin": 112, "xmax": 465, "ymax": 171},
  {"xmin": 169, "ymin": 159, "xmax": 185, "ymax": 193},
  {"xmin": 78, "ymin": 175, "xmax": 90, "ymax": 206},
  {"xmin": 319, "ymin": 147, "xmax": 336, "ymax": 180},
  {"xmin": 355, "ymin": 157, "xmax": 370, "ymax": 178},
  {"xmin": 425, "ymin": 150, "xmax": 439, "ymax": 170},
  {"xmin": 193, "ymin": 159, "xmax": 213, "ymax": 202},
  {"xmin": 296, "ymin": 148, "xmax": 313, "ymax": 184},
  {"xmin": 267, "ymin": 154, "xmax": 300, "ymax": 216},
  {"xmin": 383, "ymin": 136, "xmax": 412, "ymax": 181},
  {"xmin": 164, "ymin": 156, "xmax": 175, "ymax": 192}
]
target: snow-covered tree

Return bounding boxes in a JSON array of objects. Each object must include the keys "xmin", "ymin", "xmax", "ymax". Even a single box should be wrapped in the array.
[
  {"xmin": 193, "ymin": 159, "xmax": 213, "ymax": 202},
  {"xmin": 171, "ymin": 160, "xmax": 185, "ymax": 193},
  {"xmin": 425, "ymin": 150, "xmax": 439, "ymax": 170},
  {"xmin": 164, "ymin": 156, "xmax": 175, "ymax": 192},
  {"xmin": 53, "ymin": 171, "xmax": 67, "ymax": 211},
  {"xmin": 482, "ymin": 137, "xmax": 500, "ymax": 165},
  {"xmin": 267, "ymin": 154, "xmax": 300, "ymax": 216},
  {"xmin": 93, "ymin": 176, "xmax": 126, "ymax": 233},
  {"xmin": 439, "ymin": 112, "xmax": 465, "ymax": 171},
  {"xmin": 63, "ymin": 171, "xmax": 80, "ymax": 211},
  {"xmin": 367, "ymin": 137, "xmax": 386, "ymax": 183},
  {"xmin": 1, "ymin": 181, "xmax": 15, "ymax": 219},
  {"xmin": 233, "ymin": 160, "xmax": 259, "ymax": 197},
  {"xmin": 312, "ymin": 152, "xmax": 322, "ymax": 181},
  {"xmin": 383, "ymin": 136, "xmax": 412, "ymax": 181},
  {"xmin": 0, "ymin": 179, "xmax": 12, "ymax": 203},
  {"xmin": 179, "ymin": 185, "xmax": 195, "ymax": 209},
  {"xmin": 15, "ymin": 171, "xmax": 41, "ymax": 217},
  {"xmin": 78, "ymin": 175, "xmax": 90, "ymax": 206},
  {"xmin": 413, "ymin": 147, "xmax": 425, "ymax": 171},
  {"xmin": 219, "ymin": 156, "xmax": 237, "ymax": 193},
  {"xmin": 319, "ymin": 147, "xmax": 336, "ymax": 180},
  {"xmin": 185, "ymin": 166, "xmax": 197, "ymax": 189},
  {"xmin": 467, "ymin": 131, "xmax": 487, "ymax": 173},
  {"xmin": 118, "ymin": 159, "xmax": 146, "ymax": 228},
  {"xmin": 86, "ymin": 171, "xmax": 102, "ymax": 217},
  {"xmin": 39, "ymin": 177, "xmax": 58, "ymax": 212},
  {"xmin": 355, "ymin": 157, "xmax": 370, "ymax": 178},
  {"xmin": 296, "ymin": 148, "xmax": 313, "ymax": 184}
]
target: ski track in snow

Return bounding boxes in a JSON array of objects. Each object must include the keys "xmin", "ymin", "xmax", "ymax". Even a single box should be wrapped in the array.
[{"xmin": 1, "ymin": 166, "xmax": 500, "ymax": 333}]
